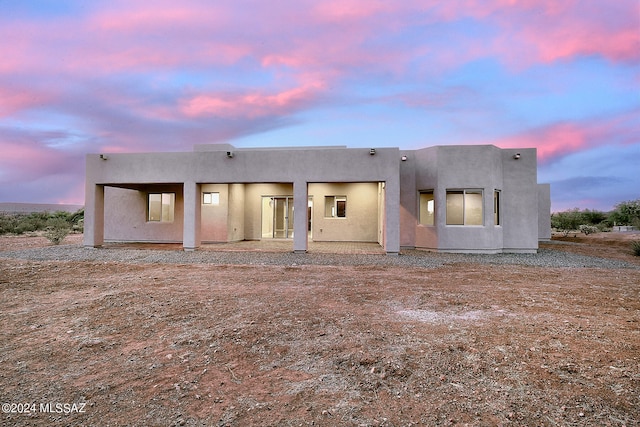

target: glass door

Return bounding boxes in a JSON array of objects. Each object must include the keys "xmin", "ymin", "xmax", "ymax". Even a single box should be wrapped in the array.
[{"xmin": 262, "ymin": 196, "xmax": 294, "ymax": 238}]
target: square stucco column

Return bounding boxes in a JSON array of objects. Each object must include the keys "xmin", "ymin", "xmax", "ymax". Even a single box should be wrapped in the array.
[
  {"xmin": 183, "ymin": 181, "xmax": 202, "ymax": 251},
  {"xmin": 293, "ymin": 181, "xmax": 308, "ymax": 253},
  {"xmin": 384, "ymin": 178, "xmax": 401, "ymax": 255},
  {"xmin": 83, "ymin": 184, "xmax": 104, "ymax": 248}
]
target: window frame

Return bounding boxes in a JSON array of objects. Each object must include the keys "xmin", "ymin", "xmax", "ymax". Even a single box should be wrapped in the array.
[
  {"xmin": 147, "ymin": 192, "xmax": 175, "ymax": 223},
  {"xmin": 418, "ymin": 190, "xmax": 435, "ymax": 226},
  {"xmin": 324, "ymin": 195, "xmax": 347, "ymax": 218},
  {"xmin": 445, "ymin": 189, "xmax": 484, "ymax": 226},
  {"xmin": 202, "ymin": 192, "xmax": 220, "ymax": 205},
  {"xmin": 494, "ymin": 190, "xmax": 501, "ymax": 226}
]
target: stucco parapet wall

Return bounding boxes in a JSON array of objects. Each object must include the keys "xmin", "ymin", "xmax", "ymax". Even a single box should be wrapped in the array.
[
  {"xmin": 194, "ymin": 144, "xmax": 349, "ymax": 151},
  {"xmin": 87, "ymin": 146, "xmax": 401, "ymax": 185}
]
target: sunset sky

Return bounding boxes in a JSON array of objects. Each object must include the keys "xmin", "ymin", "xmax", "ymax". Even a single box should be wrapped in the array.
[{"xmin": 1, "ymin": 0, "xmax": 638, "ymax": 212}]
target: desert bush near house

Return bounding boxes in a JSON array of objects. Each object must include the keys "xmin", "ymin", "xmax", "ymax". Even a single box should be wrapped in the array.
[
  {"xmin": 0, "ymin": 209, "xmax": 84, "ymax": 237},
  {"xmin": 43, "ymin": 217, "xmax": 72, "ymax": 245}
]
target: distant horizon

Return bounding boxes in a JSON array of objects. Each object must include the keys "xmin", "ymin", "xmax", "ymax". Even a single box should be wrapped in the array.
[{"xmin": 0, "ymin": 202, "xmax": 84, "ymax": 213}]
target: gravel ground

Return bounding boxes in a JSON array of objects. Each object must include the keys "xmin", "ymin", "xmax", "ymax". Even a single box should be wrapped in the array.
[
  {"xmin": 1, "ymin": 243, "xmax": 637, "ymax": 269},
  {"xmin": 2, "ymin": 234, "xmax": 639, "ymax": 426}
]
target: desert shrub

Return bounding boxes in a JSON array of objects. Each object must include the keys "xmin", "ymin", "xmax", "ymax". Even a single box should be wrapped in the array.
[
  {"xmin": 552, "ymin": 208, "xmax": 614, "ymax": 236},
  {"xmin": 43, "ymin": 217, "xmax": 71, "ymax": 245},
  {"xmin": 551, "ymin": 209, "xmax": 583, "ymax": 236},
  {"xmin": 0, "ymin": 214, "xmax": 19, "ymax": 234},
  {"xmin": 632, "ymin": 241, "xmax": 640, "ymax": 257},
  {"xmin": 580, "ymin": 209, "xmax": 607, "ymax": 225},
  {"xmin": 68, "ymin": 209, "xmax": 84, "ymax": 232},
  {"xmin": 579, "ymin": 224, "xmax": 598, "ymax": 235},
  {"xmin": 610, "ymin": 199, "xmax": 640, "ymax": 226},
  {"xmin": 14, "ymin": 212, "xmax": 49, "ymax": 234},
  {"xmin": 0, "ymin": 210, "xmax": 83, "ymax": 235},
  {"xmin": 72, "ymin": 217, "xmax": 84, "ymax": 233}
]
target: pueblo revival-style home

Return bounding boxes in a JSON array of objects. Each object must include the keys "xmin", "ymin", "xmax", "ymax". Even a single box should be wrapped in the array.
[{"xmin": 84, "ymin": 143, "xmax": 551, "ymax": 255}]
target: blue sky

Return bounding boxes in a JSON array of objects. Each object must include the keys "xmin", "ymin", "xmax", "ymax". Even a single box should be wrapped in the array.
[{"xmin": 0, "ymin": 0, "xmax": 638, "ymax": 211}]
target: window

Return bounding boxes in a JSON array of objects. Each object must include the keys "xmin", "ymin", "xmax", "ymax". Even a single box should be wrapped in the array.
[
  {"xmin": 148, "ymin": 193, "xmax": 175, "ymax": 222},
  {"xmin": 494, "ymin": 190, "xmax": 501, "ymax": 226},
  {"xmin": 203, "ymin": 192, "xmax": 220, "ymax": 205},
  {"xmin": 419, "ymin": 191, "xmax": 435, "ymax": 225},
  {"xmin": 446, "ymin": 190, "xmax": 483, "ymax": 225},
  {"xmin": 324, "ymin": 196, "xmax": 346, "ymax": 218}
]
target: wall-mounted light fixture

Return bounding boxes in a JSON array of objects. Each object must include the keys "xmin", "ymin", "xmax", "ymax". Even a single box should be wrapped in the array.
[
  {"xmin": 513, "ymin": 153, "xmax": 521, "ymax": 160},
  {"xmin": 401, "ymin": 155, "xmax": 408, "ymax": 161},
  {"xmin": 99, "ymin": 154, "xmax": 108, "ymax": 160},
  {"xmin": 370, "ymin": 148, "xmax": 376, "ymax": 155},
  {"xmin": 226, "ymin": 151, "xmax": 234, "ymax": 158}
]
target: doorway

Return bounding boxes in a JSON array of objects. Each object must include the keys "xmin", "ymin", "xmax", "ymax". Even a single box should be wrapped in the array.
[{"xmin": 261, "ymin": 196, "xmax": 294, "ymax": 238}]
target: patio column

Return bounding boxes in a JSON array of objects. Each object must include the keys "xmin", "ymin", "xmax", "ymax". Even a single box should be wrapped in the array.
[
  {"xmin": 83, "ymin": 184, "xmax": 104, "ymax": 248},
  {"xmin": 183, "ymin": 181, "xmax": 201, "ymax": 251},
  {"xmin": 293, "ymin": 180, "xmax": 308, "ymax": 253},
  {"xmin": 384, "ymin": 177, "xmax": 401, "ymax": 255}
]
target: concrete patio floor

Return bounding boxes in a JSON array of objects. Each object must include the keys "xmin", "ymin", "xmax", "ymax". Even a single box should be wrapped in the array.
[
  {"xmin": 104, "ymin": 240, "xmax": 386, "ymax": 254},
  {"xmin": 202, "ymin": 240, "xmax": 386, "ymax": 254}
]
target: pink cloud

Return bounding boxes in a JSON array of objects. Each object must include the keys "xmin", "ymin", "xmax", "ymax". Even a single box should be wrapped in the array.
[
  {"xmin": 519, "ymin": 21, "xmax": 639, "ymax": 65},
  {"xmin": 0, "ymin": 87, "xmax": 57, "ymax": 117},
  {"xmin": 494, "ymin": 122, "xmax": 588, "ymax": 163},
  {"xmin": 181, "ymin": 81, "xmax": 326, "ymax": 118},
  {"xmin": 491, "ymin": 110, "xmax": 640, "ymax": 164},
  {"xmin": 313, "ymin": 0, "xmax": 393, "ymax": 22},
  {"xmin": 91, "ymin": 3, "xmax": 226, "ymax": 33},
  {"xmin": 0, "ymin": 3, "xmax": 248, "ymax": 76},
  {"xmin": 491, "ymin": 0, "xmax": 640, "ymax": 66},
  {"xmin": 2, "ymin": 0, "xmax": 636, "ymax": 82}
]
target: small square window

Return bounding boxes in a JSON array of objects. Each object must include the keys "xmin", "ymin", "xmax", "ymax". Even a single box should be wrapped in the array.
[{"xmin": 203, "ymin": 192, "xmax": 220, "ymax": 205}]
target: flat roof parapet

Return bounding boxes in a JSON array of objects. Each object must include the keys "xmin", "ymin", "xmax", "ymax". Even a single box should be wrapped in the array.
[{"xmin": 193, "ymin": 144, "xmax": 350, "ymax": 152}]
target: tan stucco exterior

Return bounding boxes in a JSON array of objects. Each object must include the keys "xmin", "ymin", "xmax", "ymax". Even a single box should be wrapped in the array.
[{"xmin": 84, "ymin": 143, "xmax": 550, "ymax": 254}]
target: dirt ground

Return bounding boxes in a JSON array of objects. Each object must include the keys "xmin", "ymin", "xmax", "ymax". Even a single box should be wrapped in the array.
[{"xmin": 1, "ymin": 233, "xmax": 639, "ymax": 426}]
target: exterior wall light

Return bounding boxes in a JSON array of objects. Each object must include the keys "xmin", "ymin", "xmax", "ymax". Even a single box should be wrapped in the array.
[
  {"xmin": 370, "ymin": 148, "xmax": 376, "ymax": 155},
  {"xmin": 401, "ymin": 155, "xmax": 408, "ymax": 161},
  {"xmin": 226, "ymin": 151, "xmax": 234, "ymax": 158},
  {"xmin": 513, "ymin": 153, "xmax": 521, "ymax": 160},
  {"xmin": 99, "ymin": 154, "xmax": 108, "ymax": 160}
]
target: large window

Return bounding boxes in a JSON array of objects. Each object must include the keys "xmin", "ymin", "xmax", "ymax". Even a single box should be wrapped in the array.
[
  {"xmin": 148, "ymin": 193, "xmax": 175, "ymax": 222},
  {"xmin": 419, "ymin": 191, "xmax": 435, "ymax": 225},
  {"xmin": 324, "ymin": 196, "xmax": 346, "ymax": 218},
  {"xmin": 446, "ymin": 190, "xmax": 483, "ymax": 225}
]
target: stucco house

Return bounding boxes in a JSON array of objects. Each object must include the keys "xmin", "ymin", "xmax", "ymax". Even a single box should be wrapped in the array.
[{"xmin": 84, "ymin": 143, "xmax": 551, "ymax": 254}]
